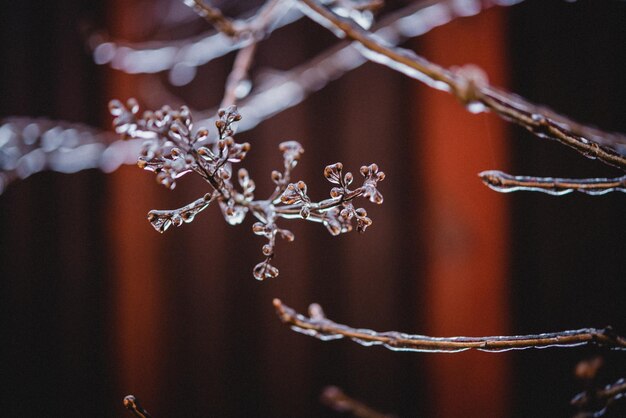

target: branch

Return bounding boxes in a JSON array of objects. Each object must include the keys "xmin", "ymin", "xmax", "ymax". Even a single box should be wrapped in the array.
[
  {"xmin": 123, "ymin": 395, "xmax": 153, "ymax": 418},
  {"xmin": 296, "ymin": 0, "xmax": 626, "ymax": 170},
  {"xmin": 321, "ymin": 386, "xmax": 396, "ymax": 418},
  {"xmin": 572, "ymin": 378, "xmax": 626, "ymax": 418},
  {"xmin": 220, "ymin": 41, "xmax": 258, "ymax": 109},
  {"xmin": 273, "ymin": 299, "xmax": 626, "ymax": 353},
  {"xmin": 479, "ymin": 170, "xmax": 626, "ymax": 196},
  {"xmin": 92, "ymin": 1, "xmax": 301, "ymax": 80}
]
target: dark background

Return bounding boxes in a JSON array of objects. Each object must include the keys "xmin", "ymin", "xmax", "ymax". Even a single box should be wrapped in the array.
[{"xmin": 1, "ymin": 1, "xmax": 625, "ymax": 417}]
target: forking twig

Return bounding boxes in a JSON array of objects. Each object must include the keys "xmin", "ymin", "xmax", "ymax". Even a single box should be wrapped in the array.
[{"xmin": 273, "ymin": 299, "xmax": 626, "ymax": 353}]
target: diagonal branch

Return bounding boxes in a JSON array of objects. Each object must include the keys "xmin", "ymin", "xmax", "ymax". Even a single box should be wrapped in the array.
[
  {"xmin": 479, "ymin": 170, "xmax": 626, "ymax": 196},
  {"xmin": 273, "ymin": 299, "xmax": 626, "ymax": 353},
  {"xmin": 123, "ymin": 395, "xmax": 153, "ymax": 418},
  {"xmin": 296, "ymin": 0, "xmax": 626, "ymax": 170},
  {"xmin": 321, "ymin": 386, "xmax": 396, "ymax": 418},
  {"xmin": 571, "ymin": 378, "xmax": 626, "ymax": 418}
]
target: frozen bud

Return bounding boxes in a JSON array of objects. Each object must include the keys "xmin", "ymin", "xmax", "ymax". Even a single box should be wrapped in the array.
[
  {"xmin": 330, "ymin": 187, "xmax": 343, "ymax": 198},
  {"xmin": 252, "ymin": 222, "xmax": 266, "ymax": 235},
  {"xmin": 324, "ymin": 162, "xmax": 343, "ymax": 184},
  {"xmin": 278, "ymin": 229, "xmax": 295, "ymax": 242},
  {"xmin": 262, "ymin": 244, "xmax": 274, "ymax": 256},
  {"xmin": 344, "ymin": 172, "xmax": 353, "ymax": 185},
  {"xmin": 271, "ymin": 170, "xmax": 282, "ymax": 183},
  {"xmin": 300, "ymin": 206, "xmax": 310, "ymax": 219}
]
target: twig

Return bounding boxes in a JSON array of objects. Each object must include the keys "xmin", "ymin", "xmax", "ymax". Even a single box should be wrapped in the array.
[
  {"xmin": 186, "ymin": 0, "xmax": 286, "ymax": 40},
  {"xmin": 183, "ymin": 0, "xmax": 239, "ymax": 37},
  {"xmin": 479, "ymin": 170, "xmax": 626, "ymax": 196},
  {"xmin": 123, "ymin": 395, "xmax": 153, "ymax": 418},
  {"xmin": 571, "ymin": 378, "xmax": 626, "ymax": 418},
  {"xmin": 296, "ymin": 0, "xmax": 626, "ymax": 170},
  {"xmin": 321, "ymin": 386, "xmax": 396, "ymax": 418},
  {"xmin": 273, "ymin": 299, "xmax": 626, "ymax": 353},
  {"xmin": 220, "ymin": 42, "xmax": 258, "ymax": 109}
]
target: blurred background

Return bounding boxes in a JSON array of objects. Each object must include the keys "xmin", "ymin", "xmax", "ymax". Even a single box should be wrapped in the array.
[{"xmin": 1, "ymin": 0, "xmax": 625, "ymax": 417}]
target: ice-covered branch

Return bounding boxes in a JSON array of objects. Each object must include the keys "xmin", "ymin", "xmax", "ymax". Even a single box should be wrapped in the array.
[
  {"xmin": 110, "ymin": 102, "xmax": 384, "ymax": 279},
  {"xmin": 321, "ymin": 386, "xmax": 396, "ymax": 418},
  {"xmin": 479, "ymin": 170, "xmax": 626, "ymax": 196},
  {"xmin": 123, "ymin": 395, "xmax": 153, "ymax": 418},
  {"xmin": 273, "ymin": 299, "xmax": 626, "ymax": 353},
  {"xmin": 296, "ymin": 0, "xmax": 626, "ymax": 170}
]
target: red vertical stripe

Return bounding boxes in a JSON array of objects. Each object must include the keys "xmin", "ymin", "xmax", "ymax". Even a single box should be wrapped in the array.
[{"xmin": 414, "ymin": 7, "xmax": 510, "ymax": 417}]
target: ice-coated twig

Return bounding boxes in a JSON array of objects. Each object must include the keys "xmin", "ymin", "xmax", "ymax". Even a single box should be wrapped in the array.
[
  {"xmin": 479, "ymin": 170, "xmax": 626, "ymax": 196},
  {"xmin": 321, "ymin": 386, "xmax": 396, "ymax": 418},
  {"xmin": 123, "ymin": 395, "xmax": 153, "ymax": 418},
  {"xmin": 110, "ymin": 101, "xmax": 385, "ymax": 279},
  {"xmin": 296, "ymin": 0, "xmax": 626, "ymax": 169},
  {"xmin": 571, "ymin": 378, "xmax": 626, "ymax": 418},
  {"xmin": 273, "ymin": 299, "xmax": 626, "ymax": 353}
]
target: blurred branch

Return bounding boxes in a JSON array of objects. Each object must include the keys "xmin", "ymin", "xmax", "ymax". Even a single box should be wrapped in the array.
[
  {"xmin": 321, "ymin": 386, "xmax": 396, "ymax": 418},
  {"xmin": 273, "ymin": 299, "xmax": 626, "ymax": 353},
  {"xmin": 480, "ymin": 170, "xmax": 626, "ymax": 195},
  {"xmin": 296, "ymin": 0, "xmax": 626, "ymax": 170},
  {"xmin": 123, "ymin": 395, "xmax": 153, "ymax": 418},
  {"xmin": 0, "ymin": 118, "xmax": 139, "ymax": 196},
  {"xmin": 572, "ymin": 378, "xmax": 626, "ymax": 418},
  {"xmin": 220, "ymin": 41, "xmax": 258, "ymax": 108}
]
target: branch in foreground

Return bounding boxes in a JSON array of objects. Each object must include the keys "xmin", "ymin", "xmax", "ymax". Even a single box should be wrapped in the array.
[
  {"xmin": 321, "ymin": 386, "xmax": 396, "ymax": 418},
  {"xmin": 123, "ymin": 395, "xmax": 153, "ymax": 418},
  {"xmin": 273, "ymin": 299, "xmax": 626, "ymax": 353},
  {"xmin": 479, "ymin": 170, "xmax": 626, "ymax": 196},
  {"xmin": 110, "ymin": 101, "xmax": 385, "ymax": 279},
  {"xmin": 296, "ymin": 0, "xmax": 626, "ymax": 170},
  {"xmin": 572, "ymin": 378, "xmax": 626, "ymax": 418}
]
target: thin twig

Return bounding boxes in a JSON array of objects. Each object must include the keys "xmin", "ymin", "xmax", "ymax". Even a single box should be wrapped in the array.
[
  {"xmin": 273, "ymin": 299, "xmax": 626, "ymax": 353},
  {"xmin": 123, "ymin": 395, "xmax": 153, "ymax": 418},
  {"xmin": 296, "ymin": 0, "xmax": 626, "ymax": 170},
  {"xmin": 183, "ymin": 0, "xmax": 239, "ymax": 37},
  {"xmin": 321, "ymin": 386, "xmax": 396, "ymax": 418},
  {"xmin": 479, "ymin": 170, "xmax": 626, "ymax": 196},
  {"xmin": 572, "ymin": 378, "xmax": 626, "ymax": 418},
  {"xmin": 220, "ymin": 42, "xmax": 258, "ymax": 109},
  {"xmin": 186, "ymin": 0, "xmax": 286, "ymax": 40}
]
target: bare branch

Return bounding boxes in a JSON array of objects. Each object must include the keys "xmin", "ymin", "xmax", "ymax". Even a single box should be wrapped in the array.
[
  {"xmin": 572, "ymin": 378, "xmax": 626, "ymax": 418},
  {"xmin": 296, "ymin": 0, "xmax": 626, "ymax": 170},
  {"xmin": 321, "ymin": 386, "xmax": 396, "ymax": 418},
  {"xmin": 273, "ymin": 299, "xmax": 626, "ymax": 353},
  {"xmin": 123, "ymin": 395, "xmax": 153, "ymax": 418},
  {"xmin": 479, "ymin": 170, "xmax": 626, "ymax": 196}
]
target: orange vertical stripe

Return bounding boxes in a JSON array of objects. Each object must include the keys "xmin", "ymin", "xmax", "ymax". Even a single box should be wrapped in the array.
[
  {"xmin": 414, "ymin": 8, "xmax": 510, "ymax": 418},
  {"xmin": 106, "ymin": 1, "xmax": 166, "ymax": 409}
]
